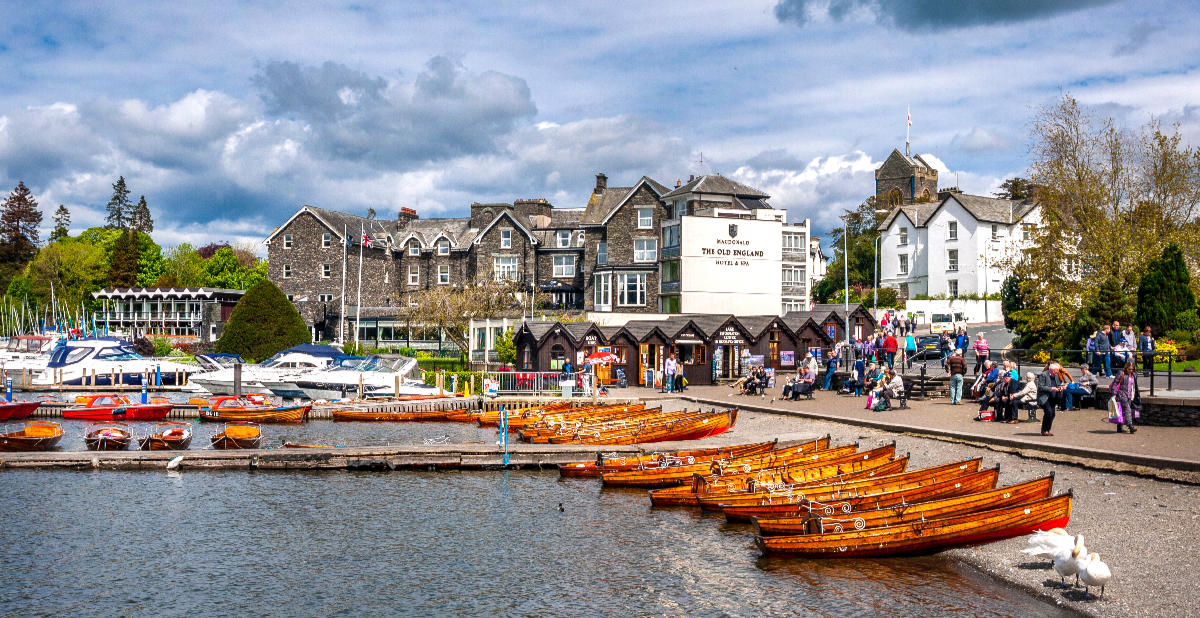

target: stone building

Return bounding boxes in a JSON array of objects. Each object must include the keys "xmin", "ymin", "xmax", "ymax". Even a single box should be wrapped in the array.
[{"xmin": 875, "ymin": 148, "xmax": 939, "ymax": 207}]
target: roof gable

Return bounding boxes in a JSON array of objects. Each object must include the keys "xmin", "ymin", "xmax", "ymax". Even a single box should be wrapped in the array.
[
  {"xmin": 473, "ymin": 210, "xmax": 538, "ymax": 246},
  {"xmin": 597, "ymin": 176, "xmax": 667, "ymax": 226},
  {"xmin": 660, "ymin": 174, "xmax": 769, "ymax": 200}
]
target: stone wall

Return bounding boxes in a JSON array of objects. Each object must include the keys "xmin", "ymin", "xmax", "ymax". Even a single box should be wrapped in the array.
[
  {"xmin": 1139, "ymin": 397, "xmax": 1200, "ymax": 427},
  {"xmin": 471, "ymin": 214, "xmax": 537, "ymax": 285}
]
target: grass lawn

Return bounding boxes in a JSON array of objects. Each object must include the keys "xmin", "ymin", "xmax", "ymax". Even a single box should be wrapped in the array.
[{"xmin": 1152, "ymin": 359, "xmax": 1200, "ymax": 372}]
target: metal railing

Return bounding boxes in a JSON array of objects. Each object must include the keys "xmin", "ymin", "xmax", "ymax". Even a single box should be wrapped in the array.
[
  {"xmin": 999, "ymin": 348, "xmax": 1184, "ymax": 397},
  {"xmin": 483, "ymin": 370, "xmax": 593, "ymax": 396}
]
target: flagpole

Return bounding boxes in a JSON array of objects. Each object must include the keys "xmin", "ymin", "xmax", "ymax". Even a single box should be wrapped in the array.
[
  {"xmin": 905, "ymin": 105, "xmax": 911, "ymax": 156},
  {"xmin": 354, "ymin": 222, "xmax": 364, "ymax": 348},
  {"xmin": 340, "ymin": 224, "xmax": 348, "ymax": 345}
]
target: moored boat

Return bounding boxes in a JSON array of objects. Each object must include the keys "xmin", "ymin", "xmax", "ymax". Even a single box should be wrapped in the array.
[
  {"xmin": 210, "ymin": 422, "xmax": 264, "ymax": 449},
  {"xmin": 63, "ymin": 394, "xmax": 172, "ymax": 421},
  {"xmin": 0, "ymin": 420, "xmax": 63, "ymax": 451},
  {"xmin": 85, "ymin": 422, "xmax": 133, "ymax": 450},
  {"xmin": 137, "ymin": 422, "xmax": 194, "ymax": 450},
  {"xmin": 558, "ymin": 440, "xmax": 779, "ymax": 477},
  {"xmin": 0, "ymin": 400, "xmax": 41, "ymax": 421},
  {"xmin": 193, "ymin": 395, "xmax": 310, "ymax": 423},
  {"xmin": 602, "ymin": 436, "xmax": 840, "ymax": 489},
  {"xmin": 755, "ymin": 492, "xmax": 1073, "ymax": 558}
]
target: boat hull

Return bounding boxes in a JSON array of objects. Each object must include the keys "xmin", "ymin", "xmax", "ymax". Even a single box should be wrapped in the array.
[
  {"xmin": 210, "ymin": 434, "xmax": 263, "ymax": 449},
  {"xmin": 63, "ymin": 404, "xmax": 172, "ymax": 421},
  {"xmin": 0, "ymin": 401, "xmax": 40, "ymax": 421},
  {"xmin": 0, "ymin": 420, "xmax": 63, "ymax": 451},
  {"xmin": 199, "ymin": 405, "xmax": 310, "ymax": 424}
]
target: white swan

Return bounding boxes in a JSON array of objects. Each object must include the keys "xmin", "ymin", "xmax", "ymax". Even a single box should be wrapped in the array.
[
  {"xmin": 1079, "ymin": 552, "xmax": 1112, "ymax": 599},
  {"xmin": 1021, "ymin": 528, "xmax": 1071, "ymax": 560},
  {"xmin": 1052, "ymin": 534, "xmax": 1087, "ymax": 588}
]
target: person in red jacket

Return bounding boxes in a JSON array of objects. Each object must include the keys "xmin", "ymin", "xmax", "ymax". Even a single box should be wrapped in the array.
[{"xmin": 883, "ymin": 332, "xmax": 899, "ymax": 369}]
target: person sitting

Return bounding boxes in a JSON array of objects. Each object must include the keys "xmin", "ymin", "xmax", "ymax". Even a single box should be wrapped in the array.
[
  {"xmin": 780, "ymin": 375, "xmax": 796, "ymax": 400},
  {"xmin": 791, "ymin": 366, "xmax": 817, "ymax": 400},
  {"xmin": 880, "ymin": 369, "xmax": 905, "ymax": 409},
  {"xmin": 1014, "ymin": 371, "xmax": 1039, "ymax": 421},
  {"xmin": 988, "ymin": 370, "xmax": 1019, "ymax": 423},
  {"xmin": 1064, "ymin": 363, "xmax": 1097, "ymax": 410}
]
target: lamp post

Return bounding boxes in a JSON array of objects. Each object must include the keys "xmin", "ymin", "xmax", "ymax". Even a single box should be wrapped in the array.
[
  {"xmin": 873, "ymin": 235, "xmax": 882, "ymax": 311},
  {"xmin": 842, "ymin": 214, "xmax": 851, "ymax": 350}
]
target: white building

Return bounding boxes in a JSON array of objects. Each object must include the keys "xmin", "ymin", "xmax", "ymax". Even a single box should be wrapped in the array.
[{"xmin": 878, "ymin": 190, "xmax": 1040, "ymax": 298}]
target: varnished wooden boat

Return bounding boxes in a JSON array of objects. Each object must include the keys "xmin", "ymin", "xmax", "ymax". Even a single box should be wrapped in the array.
[
  {"xmin": 210, "ymin": 421, "xmax": 263, "ymax": 449},
  {"xmin": 137, "ymin": 422, "xmax": 194, "ymax": 450},
  {"xmin": 85, "ymin": 422, "xmax": 133, "ymax": 450},
  {"xmin": 332, "ymin": 408, "xmax": 464, "ymax": 422},
  {"xmin": 649, "ymin": 455, "xmax": 909, "ymax": 507},
  {"xmin": 602, "ymin": 437, "xmax": 841, "ymax": 488},
  {"xmin": 567, "ymin": 409, "xmax": 737, "ymax": 445},
  {"xmin": 520, "ymin": 404, "xmax": 655, "ymax": 438},
  {"xmin": 700, "ymin": 457, "xmax": 983, "ymax": 509},
  {"xmin": 0, "ymin": 400, "xmax": 40, "ymax": 421},
  {"xmin": 558, "ymin": 441, "xmax": 779, "ymax": 477},
  {"xmin": 477, "ymin": 402, "xmax": 575, "ymax": 426},
  {"xmin": 753, "ymin": 474, "xmax": 1057, "ymax": 536},
  {"xmin": 0, "ymin": 420, "xmax": 63, "ymax": 451},
  {"xmin": 755, "ymin": 492, "xmax": 1073, "ymax": 558},
  {"xmin": 195, "ymin": 396, "xmax": 310, "ymax": 423},
  {"xmin": 721, "ymin": 466, "xmax": 1000, "ymax": 522}
]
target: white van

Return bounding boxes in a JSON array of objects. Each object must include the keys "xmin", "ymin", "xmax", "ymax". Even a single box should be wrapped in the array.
[{"xmin": 930, "ymin": 312, "xmax": 965, "ymax": 334}]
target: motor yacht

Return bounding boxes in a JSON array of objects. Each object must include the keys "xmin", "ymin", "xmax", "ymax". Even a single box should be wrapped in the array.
[
  {"xmin": 33, "ymin": 338, "xmax": 196, "ymax": 387},
  {"xmin": 187, "ymin": 344, "xmax": 344, "ymax": 395},
  {"xmin": 283, "ymin": 354, "xmax": 437, "ymax": 400}
]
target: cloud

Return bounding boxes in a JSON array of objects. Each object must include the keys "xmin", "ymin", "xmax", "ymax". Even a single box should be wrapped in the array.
[
  {"xmin": 0, "ymin": 103, "xmax": 112, "ymax": 180},
  {"xmin": 774, "ymin": 0, "xmax": 1119, "ymax": 30},
  {"xmin": 730, "ymin": 150, "xmax": 879, "ymax": 234},
  {"xmin": 1112, "ymin": 20, "xmax": 1163, "ymax": 56},
  {"xmin": 949, "ymin": 127, "xmax": 1010, "ymax": 153}
]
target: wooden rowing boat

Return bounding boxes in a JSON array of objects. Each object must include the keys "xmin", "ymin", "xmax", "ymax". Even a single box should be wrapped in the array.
[
  {"xmin": 477, "ymin": 402, "xmax": 575, "ymax": 426},
  {"xmin": 755, "ymin": 493, "xmax": 1073, "ymax": 558},
  {"xmin": 517, "ymin": 403, "xmax": 650, "ymax": 435},
  {"xmin": 210, "ymin": 421, "xmax": 263, "ymax": 449},
  {"xmin": 574, "ymin": 409, "xmax": 737, "ymax": 445},
  {"xmin": 137, "ymin": 421, "xmax": 194, "ymax": 450},
  {"xmin": 332, "ymin": 408, "xmax": 468, "ymax": 422},
  {"xmin": 85, "ymin": 422, "xmax": 133, "ymax": 450},
  {"xmin": 558, "ymin": 441, "xmax": 779, "ymax": 477},
  {"xmin": 721, "ymin": 466, "xmax": 1000, "ymax": 522},
  {"xmin": 195, "ymin": 395, "xmax": 311, "ymax": 423},
  {"xmin": 603, "ymin": 437, "xmax": 840, "ymax": 488},
  {"xmin": 753, "ymin": 474, "xmax": 1056, "ymax": 536},
  {"xmin": 0, "ymin": 420, "xmax": 63, "ymax": 451}
]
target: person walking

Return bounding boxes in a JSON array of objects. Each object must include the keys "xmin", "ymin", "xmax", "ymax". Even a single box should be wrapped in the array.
[
  {"xmin": 663, "ymin": 354, "xmax": 677, "ymax": 394},
  {"xmin": 938, "ymin": 332, "xmax": 952, "ymax": 368},
  {"xmin": 1138, "ymin": 327, "xmax": 1155, "ymax": 375},
  {"xmin": 823, "ymin": 352, "xmax": 839, "ymax": 390},
  {"xmin": 904, "ymin": 332, "xmax": 917, "ymax": 371},
  {"xmin": 1095, "ymin": 326, "xmax": 1113, "ymax": 377},
  {"xmin": 946, "ymin": 349, "xmax": 967, "ymax": 404},
  {"xmin": 1036, "ymin": 362, "xmax": 1067, "ymax": 436},
  {"xmin": 884, "ymin": 332, "xmax": 899, "ymax": 369},
  {"xmin": 1109, "ymin": 362, "xmax": 1139, "ymax": 433},
  {"xmin": 972, "ymin": 333, "xmax": 990, "ymax": 375},
  {"xmin": 955, "ymin": 329, "xmax": 968, "ymax": 356}
]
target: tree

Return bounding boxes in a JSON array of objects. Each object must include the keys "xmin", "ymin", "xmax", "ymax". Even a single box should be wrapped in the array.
[
  {"xmin": 129, "ymin": 195, "xmax": 153, "ymax": 233},
  {"xmin": 26, "ymin": 238, "xmax": 107, "ymax": 308},
  {"xmin": 216, "ymin": 279, "xmax": 311, "ymax": 361},
  {"xmin": 814, "ymin": 197, "xmax": 885, "ymax": 303},
  {"xmin": 105, "ymin": 176, "xmax": 131, "ymax": 229},
  {"xmin": 406, "ymin": 280, "xmax": 522, "ymax": 354},
  {"xmin": 495, "ymin": 329, "xmax": 516, "ymax": 366},
  {"xmin": 994, "ymin": 177, "xmax": 1037, "ymax": 201},
  {"xmin": 50, "ymin": 204, "xmax": 70, "ymax": 242},
  {"xmin": 1000, "ymin": 274, "xmax": 1026, "ymax": 330},
  {"xmin": 136, "ymin": 241, "xmax": 166, "ymax": 287},
  {"xmin": 0, "ymin": 181, "xmax": 43, "ymax": 265},
  {"xmin": 163, "ymin": 243, "xmax": 209, "ymax": 286},
  {"xmin": 1137, "ymin": 243, "xmax": 1196, "ymax": 334},
  {"xmin": 197, "ymin": 242, "xmax": 231, "ymax": 259},
  {"xmin": 107, "ymin": 230, "xmax": 140, "ymax": 287}
]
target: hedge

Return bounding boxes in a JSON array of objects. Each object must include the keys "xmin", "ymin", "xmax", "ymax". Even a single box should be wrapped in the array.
[
  {"xmin": 422, "ymin": 370, "xmax": 484, "ymax": 394},
  {"xmin": 417, "ymin": 357, "xmax": 466, "ymax": 372}
]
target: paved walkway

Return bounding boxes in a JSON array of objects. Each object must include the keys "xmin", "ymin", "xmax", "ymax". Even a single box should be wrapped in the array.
[{"xmin": 612, "ymin": 383, "xmax": 1200, "ymax": 475}]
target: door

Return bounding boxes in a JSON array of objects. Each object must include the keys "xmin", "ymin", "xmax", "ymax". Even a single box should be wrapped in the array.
[{"xmin": 639, "ymin": 344, "xmax": 657, "ymax": 386}]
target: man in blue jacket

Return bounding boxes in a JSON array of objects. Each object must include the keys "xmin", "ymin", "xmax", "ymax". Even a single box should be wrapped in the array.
[{"xmin": 1094, "ymin": 325, "xmax": 1113, "ymax": 377}]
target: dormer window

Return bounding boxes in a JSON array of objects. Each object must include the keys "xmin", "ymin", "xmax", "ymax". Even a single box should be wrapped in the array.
[
  {"xmin": 557, "ymin": 230, "xmax": 570, "ymax": 248},
  {"xmin": 437, "ymin": 239, "xmax": 450, "ymax": 255},
  {"xmin": 409, "ymin": 240, "xmax": 420, "ymax": 256}
]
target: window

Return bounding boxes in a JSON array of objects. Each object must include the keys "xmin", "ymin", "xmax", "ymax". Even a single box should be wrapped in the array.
[
  {"xmin": 898, "ymin": 227, "xmax": 908, "ymax": 246},
  {"xmin": 494, "ymin": 256, "xmax": 518, "ymax": 281},
  {"xmin": 283, "ymin": 234, "xmax": 293, "ymax": 249},
  {"xmin": 947, "ymin": 221, "xmax": 957, "ymax": 241},
  {"xmin": 662, "ymin": 224, "xmax": 680, "ymax": 249},
  {"xmin": 322, "ymin": 233, "xmax": 331, "ymax": 248},
  {"xmin": 948, "ymin": 280, "xmax": 959, "ymax": 297},
  {"xmin": 282, "ymin": 264, "xmax": 292, "ymax": 278},
  {"xmin": 321, "ymin": 263, "xmax": 332, "ymax": 278},
  {"xmin": 634, "ymin": 238, "xmax": 657, "ymax": 262},
  {"xmin": 637, "ymin": 208, "xmax": 653, "ymax": 229},
  {"xmin": 500, "ymin": 229, "xmax": 512, "ymax": 249},
  {"xmin": 553, "ymin": 255, "xmax": 575, "ymax": 278},
  {"xmin": 557, "ymin": 230, "xmax": 570, "ymax": 248},
  {"xmin": 991, "ymin": 224, "xmax": 999, "ymax": 240},
  {"xmin": 438, "ymin": 265, "xmax": 450, "ymax": 285},
  {"xmin": 782, "ymin": 266, "xmax": 805, "ymax": 291},
  {"xmin": 783, "ymin": 233, "xmax": 803, "ymax": 250},
  {"xmin": 617, "ymin": 273, "xmax": 646, "ymax": 306},
  {"xmin": 593, "ymin": 273, "xmax": 611, "ymax": 309},
  {"xmin": 596, "ymin": 242, "xmax": 607, "ymax": 265},
  {"xmin": 1023, "ymin": 224, "xmax": 1034, "ymax": 241},
  {"xmin": 318, "ymin": 294, "xmax": 334, "ymax": 302},
  {"xmin": 437, "ymin": 239, "xmax": 449, "ymax": 255},
  {"xmin": 660, "ymin": 295, "xmax": 680, "ymax": 313},
  {"xmin": 662, "ymin": 260, "xmax": 680, "ymax": 284},
  {"xmin": 947, "ymin": 249, "xmax": 958, "ymax": 272},
  {"xmin": 408, "ymin": 264, "xmax": 419, "ymax": 286},
  {"xmin": 408, "ymin": 240, "xmax": 420, "ymax": 256},
  {"xmin": 898, "ymin": 254, "xmax": 909, "ymax": 275},
  {"xmin": 286, "ymin": 294, "xmax": 294, "ymax": 301}
]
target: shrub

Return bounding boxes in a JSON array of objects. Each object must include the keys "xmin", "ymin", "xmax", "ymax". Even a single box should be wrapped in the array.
[
  {"xmin": 215, "ymin": 279, "xmax": 310, "ymax": 361},
  {"xmin": 1154, "ymin": 339, "xmax": 1180, "ymax": 364},
  {"xmin": 1175, "ymin": 309, "xmax": 1200, "ymax": 333},
  {"xmin": 151, "ymin": 337, "xmax": 173, "ymax": 357},
  {"xmin": 132, "ymin": 336, "xmax": 155, "ymax": 357},
  {"xmin": 417, "ymin": 357, "xmax": 465, "ymax": 372},
  {"xmin": 495, "ymin": 329, "xmax": 516, "ymax": 365}
]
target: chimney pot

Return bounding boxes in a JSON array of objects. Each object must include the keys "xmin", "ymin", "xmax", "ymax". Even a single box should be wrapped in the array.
[
  {"xmin": 688, "ymin": 174, "xmax": 694, "ymax": 182},
  {"xmin": 675, "ymin": 178, "xmax": 681, "ymax": 188},
  {"xmin": 594, "ymin": 173, "xmax": 607, "ymax": 194}
]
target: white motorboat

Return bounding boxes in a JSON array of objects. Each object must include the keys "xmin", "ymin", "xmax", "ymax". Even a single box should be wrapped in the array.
[
  {"xmin": 34, "ymin": 338, "xmax": 196, "ymax": 387},
  {"xmin": 284, "ymin": 354, "xmax": 437, "ymax": 400},
  {"xmin": 187, "ymin": 344, "xmax": 343, "ymax": 395},
  {"xmin": 0, "ymin": 335, "xmax": 55, "ymax": 377}
]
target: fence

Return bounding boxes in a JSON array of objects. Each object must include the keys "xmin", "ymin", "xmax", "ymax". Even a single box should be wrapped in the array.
[{"xmin": 481, "ymin": 371, "xmax": 595, "ymax": 397}]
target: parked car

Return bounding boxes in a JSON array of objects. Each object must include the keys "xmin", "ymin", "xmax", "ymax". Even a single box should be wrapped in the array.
[{"xmin": 913, "ymin": 335, "xmax": 944, "ymax": 360}]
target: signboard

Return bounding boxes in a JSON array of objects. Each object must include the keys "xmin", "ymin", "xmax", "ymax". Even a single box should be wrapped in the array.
[
  {"xmin": 679, "ymin": 215, "xmax": 782, "ymax": 314},
  {"xmin": 584, "ymin": 335, "xmax": 599, "ymax": 345},
  {"xmin": 674, "ymin": 329, "xmax": 702, "ymax": 344},
  {"xmin": 780, "ymin": 351, "xmax": 795, "ymax": 366},
  {"xmin": 713, "ymin": 326, "xmax": 748, "ymax": 346}
]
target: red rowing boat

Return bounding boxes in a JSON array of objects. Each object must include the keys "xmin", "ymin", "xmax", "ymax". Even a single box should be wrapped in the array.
[{"xmin": 62, "ymin": 394, "xmax": 173, "ymax": 421}]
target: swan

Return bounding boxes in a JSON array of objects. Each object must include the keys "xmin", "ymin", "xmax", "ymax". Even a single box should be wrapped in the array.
[
  {"xmin": 1021, "ymin": 528, "xmax": 1071, "ymax": 560},
  {"xmin": 1052, "ymin": 534, "xmax": 1087, "ymax": 588},
  {"xmin": 1079, "ymin": 553, "xmax": 1112, "ymax": 599}
]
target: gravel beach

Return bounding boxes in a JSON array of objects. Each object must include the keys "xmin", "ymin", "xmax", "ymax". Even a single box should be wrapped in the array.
[{"xmin": 645, "ymin": 399, "xmax": 1200, "ymax": 618}]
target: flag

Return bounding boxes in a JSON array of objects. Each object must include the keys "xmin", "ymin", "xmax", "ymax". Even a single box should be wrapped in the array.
[
  {"xmin": 362, "ymin": 232, "xmax": 373, "ymax": 248},
  {"xmin": 907, "ymin": 108, "xmax": 911, "ymax": 126}
]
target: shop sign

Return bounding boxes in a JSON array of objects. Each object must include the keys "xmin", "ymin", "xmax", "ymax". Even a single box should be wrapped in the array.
[
  {"xmin": 780, "ymin": 351, "xmax": 795, "ymax": 366},
  {"xmin": 584, "ymin": 335, "xmax": 599, "ymax": 345},
  {"xmin": 713, "ymin": 326, "xmax": 747, "ymax": 346},
  {"xmin": 674, "ymin": 330, "xmax": 702, "ymax": 344}
]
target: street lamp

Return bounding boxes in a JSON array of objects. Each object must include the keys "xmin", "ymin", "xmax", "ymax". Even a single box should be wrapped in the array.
[
  {"xmin": 873, "ymin": 235, "xmax": 882, "ymax": 310},
  {"xmin": 841, "ymin": 213, "xmax": 851, "ymax": 350}
]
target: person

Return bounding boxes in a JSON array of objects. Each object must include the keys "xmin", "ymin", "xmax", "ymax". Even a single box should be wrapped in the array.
[
  {"xmin": 946, "ymin": 349, "xmax": 967, "ymax": 404},
  {"xmin": 849, "ymin": 358, "xmax": 865, "ymax": 396},
  {"xmin": 823, "ymin": 352, "xmax": 839, "ymax": 390},
  {"xmin": 989, "ymin": 370, "xmax": 1018, "ymax": 423},
  {"xmin": 938, "ymin": 332, "xmax": 952, "ymax": 368},
  {"xmin": 803, "ymin": 352, "xmax": 820, "ymax": 375},
  {"xmin": 1109, "ymin": 361, "xmax": 1139, "ymax": 433},
  {"xmin": 791, "ymin": 365, "xmax": 817, "ymax": 400},
  {"xmin": 1138, "ymin": 327, "xmax": 1155, "ymax": 375},
  {"xmin": 881, "ymin": 369, "xmax": 905, "ymax": 409},
  {"xmin": 972, "ymin": 333, "xmax": 990, "ymax": 375},
  {"xmin": 1122, "ymin": 324, "xmax": 1137, "ymax": 351},
  {"xmin": 1085, "ymin": 332, "xmax": 1097, "ymax": 374},
  {"xmin": 1014, "ymin": 371, "xmax": 1039, "ymax": 421},
  {"xmin": 1094, "ymin": 325, "xmax": 1113, "ymax": 377},
  {"xmin": 883, "ymin": 331, "xmax": 899, "ymax": 369},
  {"xmin": 862, "ymin": 337, "xmax": 875, "ymax": 367},
  {"xmin": 1036, "ymin": 362, "xmax": 1067, "ymax": 436},
  {"xmin": 897, "ymin": 315, "xmax": 907, "ymax": 337},
  {"xmin": 955, "ymin": 328, "xmax": 968, "ymax": 355},
  {"xmin": 663, "ymin": 354, "xmax": 677, "ymax": 394},
  {"xmin": 780, "ymin": 375, "xmax": 796, "ymax": 400},
  {"xmin": 904, "ymin": 332, "xmax": 917, "ymax": 370},
  {"xmin": 865, "ymin": 365, "xmax": 885, "ymax": 410}
]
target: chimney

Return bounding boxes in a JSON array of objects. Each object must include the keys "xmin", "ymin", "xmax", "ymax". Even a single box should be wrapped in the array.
[
  {"xmin": 594, "ymin": 173, "xmax": 607, "ymax": 194},
  {"xmin": 397, "ymin": 207, "xmax": 418, "ymax": 227},
  {"xmin": 675, "ymin": 178, "xmax": 682, "ymax": 188},
  {"xmin": 688, "ymin": 174, "xmax": 694, "ymax": 182}
]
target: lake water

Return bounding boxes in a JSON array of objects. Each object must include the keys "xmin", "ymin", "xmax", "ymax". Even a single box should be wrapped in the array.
[{"xmin": 0, "ymin": 467, "xmax": 1070, "ymax": 616}]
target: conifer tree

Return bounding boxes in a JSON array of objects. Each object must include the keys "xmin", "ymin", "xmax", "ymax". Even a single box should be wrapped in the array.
[
  {"xmin": 1137, "ymin": 243, "xmax": 1196, "ymax": 334},
  {"xmin": 130, "ymin": 195, "xmax": 153, "ymax": 233},
  {"xmin": 50, "ymin": 204, "xmax": 71, "ymax": 242},
  {"xmin": 216, "ymin": 279, "xmax": 311, "ymax": 361},
  {"xmin": 106, "ymin": 176, "xmax": 131, "ymax": 229},
  {"xmin": 107, "ymin": 230, "xmax": 141, "ymax": 287},
  {"xmin": 0, "ymin": 181, "xmax": 43, "ymax": 265}
]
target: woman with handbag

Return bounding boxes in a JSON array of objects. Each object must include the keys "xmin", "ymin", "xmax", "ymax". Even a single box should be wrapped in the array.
[{"xmin": 1109, "ymin": 362, "xmax": 1139, "ymax": 433}]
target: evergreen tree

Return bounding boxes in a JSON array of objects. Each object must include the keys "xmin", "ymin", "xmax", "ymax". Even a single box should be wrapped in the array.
[
  {"xmin": 105, "ymin": 176, "xmax": 131, "ymax": 229},
  {"xmin": 1000, "ymin": 274, "xmax": 1025, "ymax": 330},
  {"xmin": 216, "ymin": 279, "xmax": 311, "ymax": 361},
  {"xmin": 50, "ymin": 204, "xmax": 71, "ymax": 242},
  {"xmin": 0, "ymin": 181, "xmax": 43, "ymax": 265},
  {"xmin": 1137, "ymin": 242, "xmax": 1196, "ymax": 334},
  {"xmin": 130, "ymin": 195, "xmax": 153, "ymax": 233},
  {"xmin": 107, "ymin": 230, "xmax": 141, "ymax": 287}
]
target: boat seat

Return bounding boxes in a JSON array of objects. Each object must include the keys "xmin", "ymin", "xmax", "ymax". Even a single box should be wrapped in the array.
[
  {"xmin": 26, "ymin": 424, "xmax": 60, "ymax": 437},
  {"xmin": 225, "ymin": 425, "xmax": 259, "ymax": 439}
]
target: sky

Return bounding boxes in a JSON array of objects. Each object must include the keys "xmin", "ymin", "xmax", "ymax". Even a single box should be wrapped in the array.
[{"xmin": 2, "ymin": 0, "xmax": 1198, "ymax": 252}]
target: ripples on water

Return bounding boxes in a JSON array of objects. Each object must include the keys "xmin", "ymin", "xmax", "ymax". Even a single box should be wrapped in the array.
[{"xmin": 1, "ymin": 468, "xmax": 1069, "ymax": 617}]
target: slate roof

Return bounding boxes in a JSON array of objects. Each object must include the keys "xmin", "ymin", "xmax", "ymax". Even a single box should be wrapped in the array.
[
  {"xmin": 949, "ymin": 194, "xmax": 1038, "ymax": 225},
  {"xmin": 660, "ymin": 174, "xmax": 769, "ymax": 200},
  {"xmin": 400, "ymin": 217, "xmax": 474, "ymax": 249},
  {"xmin": 303, "ymin": 206, "xmax": 397, "ymax": 245},
  {"xmin": 580, "ymin": 176, "xmax": 669, "ymax": 225}
]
